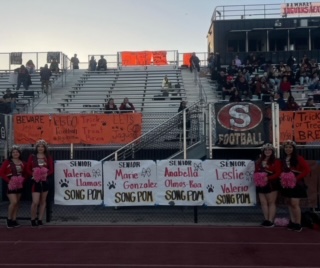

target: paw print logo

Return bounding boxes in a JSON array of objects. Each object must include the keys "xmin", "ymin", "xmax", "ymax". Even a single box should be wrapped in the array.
[
  {"xmin": 107, "ymin": 181, "xmax": 116, "ymax": 190},
  {"xmin": 245, "ymin": 170, "xmax": 254, "ymax": 181},
  {"xmin": 207, "ymin": 185, "xmax": 214, "ymax": 193},
  {"xmin": 59, "ymin": 179, "xmax": 69, "ymax": 188},
  {"xmin": 168, "ymin": 201, "xmax": 175, "ymax": 206},
  {"xmin": 101, "ymin": 121, "xmax": 107, "ymax": 127}
]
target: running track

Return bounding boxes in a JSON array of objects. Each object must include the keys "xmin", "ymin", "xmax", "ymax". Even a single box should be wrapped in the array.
[{"xmin": 0, "ymin": 225, "xmax": 319, "ymax": 267}]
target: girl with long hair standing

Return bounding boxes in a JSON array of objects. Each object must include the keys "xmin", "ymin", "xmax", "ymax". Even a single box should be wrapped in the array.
[
  {"xmin": 0, "ymin": 146, "xmax": 27, "ymax": 228},
  {"xmin": 26, "ymin": 140, "xmax": 54, "ymax": 227}
]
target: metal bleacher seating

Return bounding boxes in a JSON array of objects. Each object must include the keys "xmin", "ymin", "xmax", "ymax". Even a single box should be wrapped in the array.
[{"xmin": 56, "ymin": 66, "xmax": 186, "ymax": 114}]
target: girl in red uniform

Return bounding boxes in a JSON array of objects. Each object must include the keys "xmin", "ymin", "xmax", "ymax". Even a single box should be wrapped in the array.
[
  {"xmin": 0, "ymin": 146, "xmax": 27, "ymax": 228},
  {"xmin": 26, "ymin": 140, "xmax": 54, "ymax": 227},
  {"xmin": 254, "ymin": 143, "xmax": 281, "ymax": 227},
  {"xmin": 280, "ymin": 140, "xmax": 310, "ymax": 232}
]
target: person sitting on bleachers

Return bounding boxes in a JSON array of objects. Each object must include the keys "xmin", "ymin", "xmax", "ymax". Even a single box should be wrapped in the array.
[
  {"xmin": 235, "ymin": 75, "xmax": 251, "ymax": 100},
  {"xmin": 298, "ymin": 63, "xmax": 311, "ymax": 85},
  {"xmin": 40, "ymin": 64, "xmax": 52, "ymax": 94},
  {"xmin": 49, "ymin": 58, "xmax": 60, "ymax": 73},
  {"xmin": 216, "ymin": 71, "xmax": 227, "ymax": 92},
  {"xmin": 119, "ymin": 97, "xmax": 135, "ymax": 113},
  {"xmin": 89, "ymin": 56, "xmax": 97, "ymax": 71},
  {"xmin": 254, "ymin": 76, "xmax": 271, "ymax": 99},
  {"xmin": 2, "ymin": 88, "xmax": 17, "ymax": 113},
  {"xmin": 233, "ymin": 55, "xmax": 242, "ymax": 68},
  {"xmin": 229, "ymin": 90, "xmax": 242, "ymax": 102},
  {"xmin": 222, "ymin": 76, "xmax": 236, "ymax": 100},
  {"xmin": 285, "ymin": 95, "xmax": 300, "ymax": 111},
  {"xmin": 304, "ymin": 97, "xmax": 317, "ymax": 110},
  {"xmin": 279, "ymin": 76, "xmax": 291, "ymax": 98},
  {"xmin": 97, "ymin": 56, "xmax": 107, "ymax": 71},
  {"xmin": 308, "ymin": 73, "xmax": 319, "ymax": 92},
  {"xmin": 272, "ymin": 91, "xmax": 286, "ymax": 111},
  {"xmin": 104, "ymin": 98, "xmax": 118, "ymax": 114},
  {"xmin": 161, "ymin": 75, "xmax": 173, "ymax": 96}
]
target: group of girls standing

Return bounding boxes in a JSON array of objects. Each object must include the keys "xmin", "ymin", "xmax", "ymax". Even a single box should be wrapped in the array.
[
  {"xmin": 254, "ymin": 140, "xmax": 311, "ymax": 232},
  {"xmin": 0, "ymin": 140, "xmax": 53, "ymax": 228}
]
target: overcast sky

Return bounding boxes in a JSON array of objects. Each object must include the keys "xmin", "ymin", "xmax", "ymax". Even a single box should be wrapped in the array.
[{"xmin": 0, "ymin": 0, "xmax": 283, "ymax": 66}]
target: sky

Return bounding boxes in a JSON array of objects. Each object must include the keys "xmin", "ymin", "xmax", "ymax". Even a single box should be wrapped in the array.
[{"xmin": 0, "ymin": 0, "xmax": 284, "ymax": 67}]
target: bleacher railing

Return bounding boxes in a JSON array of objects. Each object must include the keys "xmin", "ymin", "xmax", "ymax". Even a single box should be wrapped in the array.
[{"xmin": 100, "ymin": 102, "xmax": 202, "ymax": 162}]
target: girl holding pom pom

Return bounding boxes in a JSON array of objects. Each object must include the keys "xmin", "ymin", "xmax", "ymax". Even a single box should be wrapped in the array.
[
  {"xmin": 254, "ymin": 143, "xmax": 281, "ymax": 228},
  {"xmin": 0, "ymin": 146, "xmax": 27, "ymax": 228},
  {"xmin": 280, "ymin": 140, "xmax": 310, "ymax": 232},
  {"xmin": 26, "ymin": 140, "xmax": 53, "ymax": 227}
]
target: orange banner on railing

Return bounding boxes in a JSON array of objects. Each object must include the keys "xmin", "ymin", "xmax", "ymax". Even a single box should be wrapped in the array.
[
  {"xmin": 14, "ymin": 113, "xmax": 142, "ymax": 145},
  {"xmin": 183, "ymin": 53, "xmax": 193, "ymax": 67},
  {"xmin": 121, "ymin": 51, "xmax": 167, "ymax": 66},
  {"xmin": 279, "ymin": 111, "xmax": 294, "ymax": 142}
]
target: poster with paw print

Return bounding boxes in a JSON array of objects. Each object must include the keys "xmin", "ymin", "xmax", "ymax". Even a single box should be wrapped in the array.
[
  {"xmin": 54, "ymin": 160, "xmax": 103, "ymax": 205},
  {"xmin": 103, "ymin": 160, "xmax": 157, "ymax": 206},
  {"xmin": 156, "ymin": 160, "xmax": 205, "ymax": 206},
  {"xmin": 202, "ymin": 160, "xmax": 256, "ymax": 206}
]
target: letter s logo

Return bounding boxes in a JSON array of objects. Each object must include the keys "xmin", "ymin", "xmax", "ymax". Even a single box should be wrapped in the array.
[{"xmin": 229, "ymin": 105, "xmax": 251, "ymax": 128}]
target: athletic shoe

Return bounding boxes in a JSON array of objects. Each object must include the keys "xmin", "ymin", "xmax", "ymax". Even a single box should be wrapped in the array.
[
  {"xmin": 260, "ymin": 220, "xmax": 269, "ymax": 227},
  {"xmin": 262, "ymin": 220, "xmax": 275, "ymax": 228},
  {"xmin": 293, "ymin": 223, "xmax": 302, "ymax": 232},
  {"xmin": 12, "ymin": 221, "xmax": 20, "ymax": 228},
  {"xmin": 287, "ymin": 221, "xmax": 294, "ymax": 230},
  {"xmin": 6, "ymin": 219, "xmax": 13, "ymax": 229},
  {"xmin": 37, "ymin": 220, "xmax": 43, "ymax": 226},
  {"xmin": 31, "ymin": 220, "xmax": 38, "ymax": 227}
]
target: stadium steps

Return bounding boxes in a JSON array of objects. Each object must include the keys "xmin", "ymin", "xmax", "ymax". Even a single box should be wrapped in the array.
[{"xmin": 33, "ymin": 69, "xmax": 86, "ymax": 114}]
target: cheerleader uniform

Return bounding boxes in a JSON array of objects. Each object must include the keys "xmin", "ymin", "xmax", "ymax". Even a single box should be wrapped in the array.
[
  {"xmin": 281, "ymin": 156, "xmax": 311, "ymax": 198},
  {"xmin": 0, "ymin": 160, "xmax": 26, "ymax": 194},
  {"xmin": 26, "ymin": 154, "xmax": 54, "ymax": 193},
  {"xmin": 255, "ymin": 159, "xmax": 282, "ymax": 194}
]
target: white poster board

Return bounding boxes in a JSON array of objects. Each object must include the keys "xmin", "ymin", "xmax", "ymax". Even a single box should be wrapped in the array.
[
  {"xmin": 103, "ymin": 160, "xmax": 157, "ymax": 206},
  {"xmin": 54, "ymin": 160, "xmax": 103, "ymax": 205}
]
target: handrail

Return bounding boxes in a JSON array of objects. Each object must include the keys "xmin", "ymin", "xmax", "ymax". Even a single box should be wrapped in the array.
[{"xmin": 100, "ymin": 101, "xmax": 201, "ymax": 162}]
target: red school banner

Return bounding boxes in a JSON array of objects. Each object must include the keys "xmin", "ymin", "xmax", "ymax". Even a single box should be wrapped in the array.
[
  {"xmin": 121, "ymin": 51, "xmax": 167, "ymax": 66},
  {"xmin": 14, "ymin": 113, "xmax": 142, "ymax": 145},
  {"xmin": 183, "ymin": 53, "xmax": 192, "ymax": 67}
]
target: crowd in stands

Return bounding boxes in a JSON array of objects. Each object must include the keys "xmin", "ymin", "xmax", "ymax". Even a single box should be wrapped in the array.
[
  {"xmin": 208, "ymin": 52, "xmax": 320, "ymax": 110},
  {"xmin": 104, "ymin": 97, "xmax": 135, "ymax": 113}
]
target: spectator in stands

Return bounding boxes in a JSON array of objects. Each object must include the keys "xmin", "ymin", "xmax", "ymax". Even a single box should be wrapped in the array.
[
  {"xmin": 71, "ymin": 54, "xmax": 80, "ymax": 69},
  {"xmin": 0, "ymin": 145, "xmax": 27, "ymax": 228},
  {"xmin": 279, "ymin": 76, "xmax": 291, "ymax": 98},
  {"xmin": 3, "ymin": 88, "xmax": 17, "ymax": 113},
  {"xmin": 15, "ymin": 65, "xmax": 31, "ymax": 91},
  {"xmin": 254, "ymin": 77, "xmax": 271, "ymax": 99},
  {"xmin": 222, "ymin": 76, "xmax": 236, "ymax": 100},
  {"xmin": 286, "ymin": 54, "xmax": 296, "ymax": 70},
  {"xmin": 216, "ymin": 71, "xmax": 227, "ymax": 92},
  {"xmin": 119, "ymin": 97, "xmax": 135, "ymax": 112},
  {"xmin": 286, "ymin": 95, "xmax": 300, "ymax": 111},
  {"xmin": 233, "ymin": 55, "xmax": 242, "ymax": 67},
  {"xmin": 267, "ymin": 65, "xmax": 281, "ymax": 88},
  {"xmin": 280, "ymin": 140, "xmax": 311, "ymax": 232},
  {"xmin": 254, "ymin": 143, "xmax": 281, "ymax": 228},
  {"xmin": 89, "ymin": 56, "xmax": 97, "ymax": 71},
  {"xmin": 26, "ymin": 60, "xmax": 36, "ymax": 74},
  {"xmin": 40, "ymin": 64, "xmax": 52, "ymax": 94},
  {"xmin": 304, "ymin": 97, "xmax": 316, "ymax": 110},
  {"xmin": 272, "ymin": 92, "xmax": 286, "ymax": 111},
  {"xmin": 235, "ymin": 75, "xmax": 251, "ymax": 100},
  {"xmin": 207, "ymin": 52, "xmax": 214, "ymax": 74},
  {"xmin": 104, "ymin": 98, "xmax": 118, "ymax": 114},
  {"xmin": 49, "ymin": 58, "xmax": 59, "ymax": 73},
  {"xmin": 27, "ymin": 139, "xmax": 54, "ymax": 227},
  {"xmin": 189, "ymin": 52, "xmax": 200, "ymax": 73},
  {"xmin": 298, "ymin": 63, "xmax": 311, "ymax": 85},
  {"xmin": 308, "ymin": 73, "xmax": 319, "ymax": 92},
  {"xmin": 97, "ymin": 55, "xmax": 107, "ymax": 71},
  {"xmin": 229, "ymin": 90, "xmax": 242, "ymax": 102}
]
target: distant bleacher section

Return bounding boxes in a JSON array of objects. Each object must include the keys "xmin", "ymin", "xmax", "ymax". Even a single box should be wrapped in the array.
[{"xmin": 55, "ymin": 66, "xmax": 186, "ymax": 114}]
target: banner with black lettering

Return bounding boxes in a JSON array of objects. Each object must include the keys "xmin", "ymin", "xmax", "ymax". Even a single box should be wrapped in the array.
[
  {"xmin": 156, "ymin": 160, "xmax": 205, "ymax": 206},
  {"xmin": 54, "ymin": 160, "xmax": 103, "ymax": 205},
  {"xmin": 214, "ymin": 102, "xmax": 265, "ymax": 147},
  {"xmin": 10, "ymin": 53, "xmax": 22, "ymax": 65},
  {"xmin": 0, "ymin": 114, "xmax": 6, "ymax": 140},
  {"xmin": 103, "ymin": 160, "xmax": 157, "ymax": 206},
  {"xmin": 203, "ymin": 160, "xmax": 256, "ymax": 206}
]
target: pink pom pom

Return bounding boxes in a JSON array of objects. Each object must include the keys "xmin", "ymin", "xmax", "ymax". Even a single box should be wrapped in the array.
[
  {"xmin": 34, "ymin": 167, "xmax": 48, "ymax": 182},
  {"xmin": 40, "ymin": 167, "xmax": 48, "ymax": 182},
  {"xmin": 253, "ymin": 172, "xmax": 268, "ymax": 187},
  {"xmin": 280, "ymin": 172, "xmax": 296, "ymax": 188},
  {"xmin": 274, "ymin": 217, "xmax": 290, "ymax": 227},
  {"xmin": 8, "ymin": 175, "xmax": 24, "ymax": 190}
]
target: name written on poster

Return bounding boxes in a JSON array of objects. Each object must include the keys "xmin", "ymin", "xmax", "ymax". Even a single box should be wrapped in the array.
[
  {"xmin": 215, "ymin": 161, "xmax": 251, "ymax": 205},
  {"xmin": 61, "ymin": 161, "xmax": 103, "ymax": 201},
  {"xmin": 113, "ymin": 161, "xmax": 155, "ymax": 203},
  {"xmin": 164, "ymin": 160, "xmax": 204, "ymax": 202}
]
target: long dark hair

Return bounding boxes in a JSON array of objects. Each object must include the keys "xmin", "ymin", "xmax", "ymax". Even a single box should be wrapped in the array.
[
  {"xmin": 9, "ymin": 148, "xmax": 22, "ymax": 161},
  {"xmin": 282, "ymin": 145, "xmax": 299, "ymax": 167},
  {"xmin": 256, "ymin": 149, "xmax": 276, "ymax": 167},
  {"xmin": 34, "ymin": 144, "xmax": 51, "ymax": 160}
]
